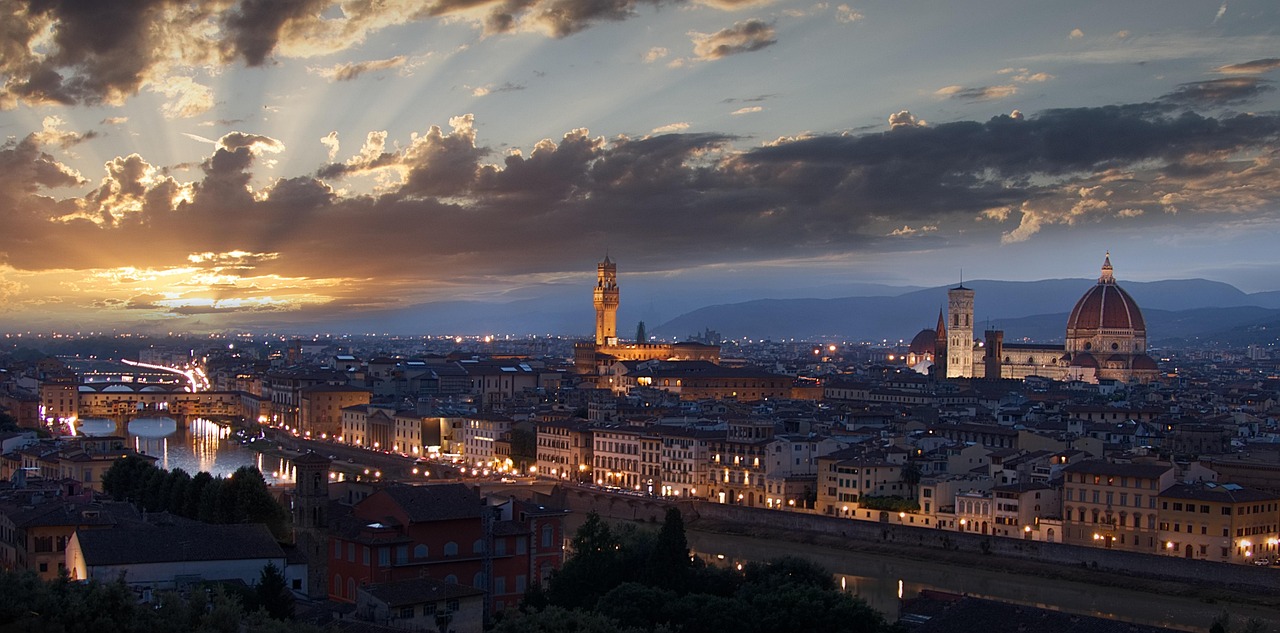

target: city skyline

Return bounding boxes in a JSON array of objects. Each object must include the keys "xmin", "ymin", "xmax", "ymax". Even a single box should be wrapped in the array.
[{"xmin": 2, "ymin": 1, "xmax": 1279, "ymax": 332}]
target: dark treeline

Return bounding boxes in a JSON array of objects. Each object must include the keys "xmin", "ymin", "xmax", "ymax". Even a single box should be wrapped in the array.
[
  {"xmin": 0, "ymin": 565, "xmax": 309, "ymax": 633},
  {"xmin": 495, "ymin": 508, "xmax": 903, "ymax": 633},
  {"xmin": 101, "ymin": 456, "xmax": 291, "ymax": 540}
]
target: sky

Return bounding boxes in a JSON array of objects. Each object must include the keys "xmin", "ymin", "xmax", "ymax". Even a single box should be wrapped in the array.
[{"xmin": 1, "ymin": 0, "xmax": 1279, "ymax": 334}]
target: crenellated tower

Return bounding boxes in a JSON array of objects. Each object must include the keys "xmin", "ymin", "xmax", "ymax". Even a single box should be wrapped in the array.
[{"xmin": 594, "ymin": 255, "xmax": 619, "ymax": 345}]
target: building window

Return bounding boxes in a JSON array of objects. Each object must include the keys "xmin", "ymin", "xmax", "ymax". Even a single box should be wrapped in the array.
[
  {"xmin": 414, "ymin": 544, "xmax": 428, "ymax": 559},
  {"xmin": 399, "ymin": 607, "xmax": 414, "ymax": 619},
  {"xmin": 444, "ymin": 542, "xmax": 458, "ymax": 556}
]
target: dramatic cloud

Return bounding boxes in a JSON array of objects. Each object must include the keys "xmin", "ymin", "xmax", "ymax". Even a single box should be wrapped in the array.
[
  {"xmin": 731, "ymin": 106, "xmax": 763, "ymax": 115},
  {"xmin": 320, "ymin": 132, "xmax": 340, "ymax": 162},
  {"xmin": 3, "ymin": 95, "xmax": 1280, "ymax": 326},
  {"xmin": 33, "ymin": 116, "xmax": 98, "ymax": 150},
  {"xmin": 691, "ymin": 20, "xmax": 777, "ymax": 60},
  {"xmin": 154, "ymin": 76, "xmax": 215, "ymax": 119},
  {"xmin": 1161, "ymin": 77, "xmax": 1275, "ymax": 106},
  {"xmin": 935, "ymin": 84, "xmax": 1019, "ymax": 102},
  {"xmin": 0, "ymin": 0, "xmax": 746, "ymax": 113},
  {"xmin": 888, "ymin": 110, "xmax": 926, "ymax": 129},
  {"xmin": 526, "ymin": 0, "xmax": 666, "ymax": 38},
  {"xmin": 1215, "ymin": 58, "xmax": 1280, "ymax": 75},
  {"xmin": 312, "ymin": 56, "xmax": 407, "ymax": 82}
]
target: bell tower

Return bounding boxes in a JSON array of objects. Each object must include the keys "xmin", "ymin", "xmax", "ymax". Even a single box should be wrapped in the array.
[
  {"xmin": 594, "ymin": 255, "xmax": 619, "ymax": 345},
  {"xmin": 291, "ymin": 451, "xmax": 331, "ymax": 600},
  {"xmin": 947, "ymin": 284, "xmax": 975, "ymax": 378}
]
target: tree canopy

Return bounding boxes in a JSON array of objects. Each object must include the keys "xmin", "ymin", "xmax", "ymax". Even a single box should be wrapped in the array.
[
  {"xmin": 101, "ymin": 457, "xmax": 291, "ymax": 540},
  {"xmin": 515, "ymin": 508, "xmax": 899, "ymax": 633}
]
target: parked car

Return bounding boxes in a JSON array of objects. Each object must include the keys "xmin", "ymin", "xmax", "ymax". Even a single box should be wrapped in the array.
[{"xmin": 1252, "ymin": 557, "xmax": 1271, "ymax": 566}]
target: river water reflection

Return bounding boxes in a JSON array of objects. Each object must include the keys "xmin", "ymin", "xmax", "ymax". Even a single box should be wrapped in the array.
[
  {"xmin": 683, "ymin": 528, "xmax": 1278, "ymax": 632},
  {"xmin": 78, "ymin": 417, "xmax": 288, "ymax": 482}
]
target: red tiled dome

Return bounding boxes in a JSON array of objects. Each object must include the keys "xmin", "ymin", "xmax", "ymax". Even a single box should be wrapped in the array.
[
  {"xmin": 1067, "ymin": 283, "xmax": 1146, "ymax": 334},
  {"xmin": 1132, "ymin": 354, "xmax": 1159, "ymax": 370},
  {"xmin": 1066, "ymin": 255, "xmax": 1145, "ymax": 338},
  {"xmin": 909, "ymin": 329, "xmax": 937, "ymax": 355}
]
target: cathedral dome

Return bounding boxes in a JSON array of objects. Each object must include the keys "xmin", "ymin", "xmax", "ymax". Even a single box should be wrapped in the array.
[
  {"xmin": 1065, "ymin": 254, "xmax": 1146, "ymax": 346},
  {"xmin": 909, "ymin": 329, "xmax": 937, "ymax": 355}
]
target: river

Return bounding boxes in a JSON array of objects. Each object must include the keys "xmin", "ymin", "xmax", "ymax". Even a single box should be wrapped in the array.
[
  {"xmin": 76, "ymin": 417, "xmax": 290, "ymax": 483},
  {"xmin": 683, "ymin": 528, "xmax": 1279, "ymax": 632}
]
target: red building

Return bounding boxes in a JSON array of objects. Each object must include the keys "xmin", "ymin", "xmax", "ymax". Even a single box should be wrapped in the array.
[{"xmin": 327, "ymin": 483, "xmax": 566, "ymax": 613}]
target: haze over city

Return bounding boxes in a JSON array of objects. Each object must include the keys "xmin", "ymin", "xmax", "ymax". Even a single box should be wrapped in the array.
[{"xmin": 2, "ymin": 0, "xmax": 1279, "ymax": 333}]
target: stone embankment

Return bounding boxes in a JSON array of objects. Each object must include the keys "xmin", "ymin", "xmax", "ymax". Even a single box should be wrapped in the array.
[{"xmin": 547, "ymin": 484, "xmax": 1280, "ymax": 604}]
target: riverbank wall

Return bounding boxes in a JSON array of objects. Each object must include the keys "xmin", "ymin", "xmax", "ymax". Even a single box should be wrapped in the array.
[{"xmin": 547, "ymin": 485, "xmax": 1279, "ymax": 593}]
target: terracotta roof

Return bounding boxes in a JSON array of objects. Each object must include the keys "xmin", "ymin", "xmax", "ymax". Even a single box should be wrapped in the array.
[
  {"xmin": 365, "ymin": 483, "xmax": 484, "ymax": 523},
  {"xmin": 1161, "ymin": 482, "xmax": 1278, "ymax": 504},
  {"xmin": 75, "ymin": 523, "xmax": 284, "ymax": 566},
  {"xmin": 1060, "ymin": 459, "xmax": 1171, "ymax": 479}
]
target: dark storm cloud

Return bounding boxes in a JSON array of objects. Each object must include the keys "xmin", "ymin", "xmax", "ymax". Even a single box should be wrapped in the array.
[
  {"xmin": 692, "ymin": 19, "xmax": 777, "ymax": 60},
  {"xmin": 5, "ymin": 96, "xmax": 1280, "ymax": 294},
  {"xmin": 0, "ymin": 0, "xmax": 179, "ymax": 107},
  {"xmin": 222, "ymin": 0, "xmax": 331, "ymax": 66},
  {"xmin": 0, "ymin": 135, "xmax": 85, "ymax": 196},
  {"xmin": 531, "ymin": 0, "xmax": 664, "ymax": 37},
  {"xmin": 0, "ymin": 0, "xmax": 699, "ymax": 110},
  {"xmin": 1160, "ymin": 77, "xmax": 1274, "ymax": 106},
  {"xmin": 1216, "ymin": 58, "xmax": 1280, "ymax": 75}
]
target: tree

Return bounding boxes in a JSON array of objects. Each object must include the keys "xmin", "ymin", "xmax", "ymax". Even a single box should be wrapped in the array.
[
  {"xmin": 544, "ymin": 512, "xmax": 623, "ymax": 609},
  {"xmin": 635, "ymin": 322, "xmax": 647, "ymax": 344},
  {"xmin": 185, "ymin": 471, "xmax": 214, "ymax": 518},
  {"xmin": 490, "ymin": 606, "xmax": 646, "ymax": 633},
  {"xmin": 900, "ymin": 462, "xmax": 923, "ymax": 497},
  {"xmin": 531, "ymin": 514, "xmax": 894, "ymax": 633},
  {"xmin": 644, "ymin": 508, "xmax": 691, "ymax": 590},
  {"xmin": 253, "ymin": 563, "xmax": 294, "ymax": 620}
]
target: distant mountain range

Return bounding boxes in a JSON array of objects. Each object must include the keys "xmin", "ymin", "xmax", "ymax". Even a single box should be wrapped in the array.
[{"xmin": 315, "ymin": 277, "xmax": 1280, "ymax": 346}]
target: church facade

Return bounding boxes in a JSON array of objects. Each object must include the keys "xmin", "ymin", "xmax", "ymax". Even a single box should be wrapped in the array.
[{"xmin": 910, "ymin": 255, "xmax": 1159, "ymax": 384}]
